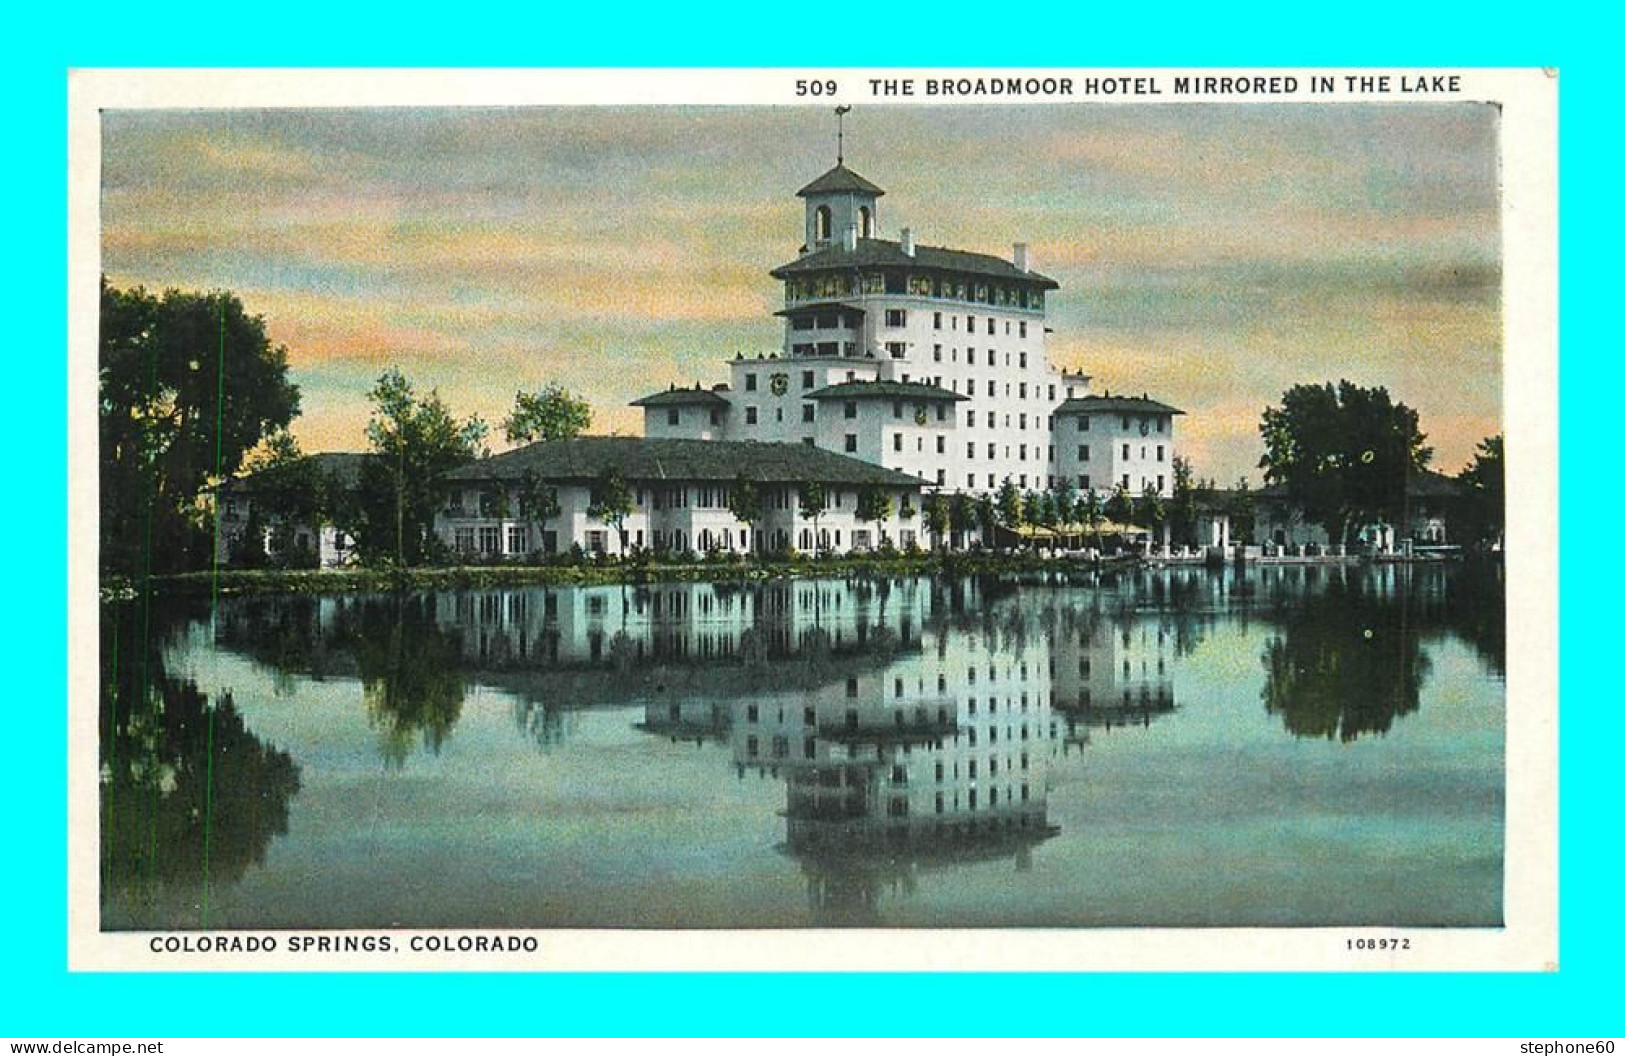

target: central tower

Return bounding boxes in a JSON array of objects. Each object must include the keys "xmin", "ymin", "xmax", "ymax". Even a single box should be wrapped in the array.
[{"xmin": 797, "ymin": 163, "xmax": 883, "ymax": 252}]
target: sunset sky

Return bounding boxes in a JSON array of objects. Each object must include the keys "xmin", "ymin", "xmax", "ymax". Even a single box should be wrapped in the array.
[{"xmin": 100, "ymin": 103, "xmax": 1502, "ymax": 485}]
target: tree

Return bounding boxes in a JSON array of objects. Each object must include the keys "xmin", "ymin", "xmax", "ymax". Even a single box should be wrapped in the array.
[
  {"xmin": 358, "ymin": 368, "xmax": 488, "ymax": 567},
  {"xmin": 856, "ymin": 486, "xmax": 893, "ymax": 547},
  {"xmin": 1136, "ymin": 484, "xmax": 1167, "ymax": 538},
  {"xmin": 726, "ymin": 474, "xmax": 764, "ymax": 557},
  {"xmin": 516, "ymin": 469, "xmax": 561, "ymax": 539},
  {"xmin": 1022, "ymin": 491, "xmax": 1046, "ymax": 531},
  {"xmin": 1258, "ymin": 380, "xmax": 1432, "ymax": 544},
  {"xmin": 1226, "ymin": 476, "xmax": 1257, "ymax": 545},
  {"xmin": 503, "ymin": 384, "xmax": 593, "ymax": 444},
  {"xmin": 1105, "ymin": 483, "xmax": 1134, "ymax": 526},
  {"xmin": 798, "ymin": 481, "xmax": 827, "ymax": 553},
  {"xmin": 995, "ymin": 477, "xmax": 1024, "ymax": 529},
  {"xmin": 588, "ymin": 467, "xmax": 634, "ymax": 556},
  {"xmin": 973, "ymin": 495, "xmax": 998, "ymax": 545},
  {"xmin": 923, "ymin": 492, "xmax": 951, "ymax": 549},
  {"xmin": 1455, "ymin": 434, "xmax": 1504, "ymax": 548},
  {"xmin": 1051, "ymin": 477, "xmax": 1078, "ymax": 528},
  {"xmin": 234, "ymin": 429, "xmax": 327, "ymax": 569},
  {"xmin": 949, "ymin": 493, "xmax": 976, "ymax": 545},
  {"xmin": 100, "ymin": 279, "xmax": 301, "ymax": 575},
  {"xmin": 1080, "ymin": 488, "xmax": 1105, "ymax": 550},
  {"xmin": 1169, "ymin": 456, "xmax": 1199, "ymax": 546}
]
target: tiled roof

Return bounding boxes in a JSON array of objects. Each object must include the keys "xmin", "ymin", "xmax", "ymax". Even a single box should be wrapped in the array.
[
  {"xmin": 226, "ymin": 452, "xmax": 376, "ymax": 493},
  {"xmin": 444, "ymin": 437, "xmax": 924, "ymax": 488},
  {"xmin": 771, "ymin": 238, "xmax": 1060, "ymax": 290},
  {"xmin": 1055, "ymin": 395, "xmax": 1185, "ymax": 417},
  {"xmin": 630, "ymin": 387, "xmax": 731, "ymax": 407},
  {"xmin": 796, "ymin": 164, "xmax": 886, "ymax": 198},
  {"xmin": 804, "ymin": 380, "xmax": 969, "ymax": 402}
]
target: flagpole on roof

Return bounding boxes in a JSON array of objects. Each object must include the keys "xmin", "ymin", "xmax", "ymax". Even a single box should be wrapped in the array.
[{"xmin": 835, "ymin": 105, "xmax": 852, "ymax": 164}]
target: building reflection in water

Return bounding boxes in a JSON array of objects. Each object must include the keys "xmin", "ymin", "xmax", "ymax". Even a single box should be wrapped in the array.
[{"xmin": 603, "ymin": 578, "xmax": 1181, "ymax": 924}]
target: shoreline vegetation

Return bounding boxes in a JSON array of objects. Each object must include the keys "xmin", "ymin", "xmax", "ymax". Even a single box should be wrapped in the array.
[
  {"xmin": 102, "ymin": 546, "xmax": 1486, "ymax": 601},
  {"xmin": 109, "ymin": 550, "xmax": 1096, "ymax": 600}
]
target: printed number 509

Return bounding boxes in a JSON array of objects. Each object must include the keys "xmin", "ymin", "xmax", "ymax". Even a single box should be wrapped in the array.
[{"xmin": 797, "ymin": 80, "xmax": 838, "ymax": 97}]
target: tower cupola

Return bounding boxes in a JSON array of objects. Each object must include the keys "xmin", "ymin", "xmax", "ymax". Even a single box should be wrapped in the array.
[{"xmin": 797, "ymin": 164, "xmax": 884, "ymax": 252}]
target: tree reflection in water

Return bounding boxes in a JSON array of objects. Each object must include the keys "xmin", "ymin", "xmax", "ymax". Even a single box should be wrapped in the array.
[
  {"xmin": 1259, "ymin": 571, "xmax": 1431, "ymax": 741},
  {"xmin": 100, "ymin": 602, "xmax": 301, "ymax": 923},
  {"xmin": 348, "ymin": 597, "xmax": 467, "ymax": 768}
]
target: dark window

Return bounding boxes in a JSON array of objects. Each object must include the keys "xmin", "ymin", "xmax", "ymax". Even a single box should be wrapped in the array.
[
  {"xmin": 802, "ymin": 403, "xmax": 815, "ymax": 422},
  {"xmin": 845, "ymin": 434, "xmax": 858, "ymax": 453},
  {"xmin": 745, "ymin": 374, "xmax": 757, "ymax": 391},
  {"xmin": 666, "ymin": 408, "xmax": 680, "ymax": 426}
]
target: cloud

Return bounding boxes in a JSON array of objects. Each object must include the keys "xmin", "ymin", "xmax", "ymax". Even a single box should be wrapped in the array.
[{"xmin": 100, "ymin": 104, "xmax": 1503, "ymax": 480}]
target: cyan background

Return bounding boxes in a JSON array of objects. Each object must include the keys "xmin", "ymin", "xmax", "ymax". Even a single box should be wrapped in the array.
[{"xmin": 9, "ymin": 9, "xmax": 1607, "ymax": 1036}]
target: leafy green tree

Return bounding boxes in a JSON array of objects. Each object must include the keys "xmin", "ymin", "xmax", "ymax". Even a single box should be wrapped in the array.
[
  {"xmin": 1169, "ymin": 456, "xmax": 1199, "ymax": 546},
  {"xmin": 1105, "ymin": 483, "xmax": 1134, "ymax": 525},
  {"xmin": 588, "ymin": 468, "xmax": 634, "ymax": 555},
  {"xmin": 1051, "ymin": 477, "xmax": 1078, "ymax": 527},
  {"xmin": 726, "ymin": 474, "xmax": 764, "ymax": 556},
  {"xmin": 100, "ymin": 279, "xmax": 301, "ymax": 575},
  {"xmin": 1022, "ymin": 491, "xmax": 1046, "ymax": 530},
  {"xmin": 995, "ymin": 477, "xmax": 1024, "ymax": 529},
  {"xmin": 856, "ymin": 486, "xmax": 894, "ymax": 546},
  {"xmin": 798, "ymin": 481, "xmax": 827, "ymax": 552},
  {"xmin": 503, "ymin": 384, "xmax": 593, "ymax": 444},
  {"xmin": 923, "ymin": 492, "xmax": 951, "ymax": 549},
  {"xmin": 1455, "ymin": 434, "xmax": 1505, "ymax": 547},
  {"xmin": 1259, "ymin": 380, "xmax": 1432, "ymax": 544},
  {"xmin": 1226, "ymin": 476, "xmax": 1257, "ymax": 545},
  {"xmin": 1136, "ymin": 485, "xmax": 1167, "ymax": 536},
  {"xmin": 516, "ymin": 469, "xmax": 561, "ymax": 525},
  {"xmin": 358, "ymin": 368, "xmax": 488, "ymax": 567},
  {"xmin": 949, "ymin": 493, "xmax": 976, "ymax": 545},
  {"xmin": 973, "ymin": 495, "xmax": 998, "ymax": 544},
  {"xmin": 1080, "ymin": 488, "xmax": 1105, "ymax": 550},
  {"xmin": 233, "ymin": 429, "xmax": 334, "ymax": 569}
]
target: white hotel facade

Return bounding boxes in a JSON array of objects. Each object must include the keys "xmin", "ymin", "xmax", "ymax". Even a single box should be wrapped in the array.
[{"xmin": 636, "ymin": 159, "xmax": 1184, "ymax": 499}]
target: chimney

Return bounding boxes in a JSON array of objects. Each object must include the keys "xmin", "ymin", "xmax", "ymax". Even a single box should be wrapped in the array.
[
  {"xmin": 1013, "ymin": 242, "xmax": 1030, "ymax": 273},
  {"xmin": 901, "ymin": 227, "xmax": 916, "ymax": 256},
  {"xmin": 842, "ymin": 225, "xmax": 858, "ymax": 251}
]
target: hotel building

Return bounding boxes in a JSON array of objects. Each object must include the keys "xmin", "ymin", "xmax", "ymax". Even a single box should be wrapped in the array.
[{"xmin": 635, "ymin": 158, "xmax": 1183, "ymax": 500}]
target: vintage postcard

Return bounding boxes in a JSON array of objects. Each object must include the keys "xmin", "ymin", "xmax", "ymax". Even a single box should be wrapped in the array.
[{"xmin": 66, "ymin": 68, "xmax": 1557, "ymax": 971}]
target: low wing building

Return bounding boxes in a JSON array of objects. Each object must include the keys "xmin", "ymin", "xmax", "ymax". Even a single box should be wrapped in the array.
[{"xmin": 435, "ymin": 436, "xmax": 929, "ymax": 560}]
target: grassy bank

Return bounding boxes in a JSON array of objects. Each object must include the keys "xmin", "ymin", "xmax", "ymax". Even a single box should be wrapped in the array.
[{"xmin": 105, "ymin": 550, "xmax": 1131, "ymax": 600}]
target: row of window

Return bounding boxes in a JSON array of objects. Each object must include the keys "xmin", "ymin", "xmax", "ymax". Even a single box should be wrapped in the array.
[
  {"xmin": 1073, "ymin": 444, "xmax": 1168, "ymax": 463},
  {"xmin": 928, "ymin": 345, "xmax": 1038, "ymax": 371},
  {"xmin": 931, "ymin": 312, "xmax": 1030, "ymax": 339},
  {"xmin": 454, "ymin": 525, "xmax": 532, "ymax": 555},
  {"xmin": 1074, "ymin": 415, "xmax": 1170, "ymax": 433},
  {"xmin": 785, "ymin": 274, "xmax": 1045, "ymax": 310}
]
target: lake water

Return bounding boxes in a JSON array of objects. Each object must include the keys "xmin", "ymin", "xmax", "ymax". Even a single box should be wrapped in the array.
[{"xmin": 99, "ymin": 562, "xmax": 1505, "ymax": 929}]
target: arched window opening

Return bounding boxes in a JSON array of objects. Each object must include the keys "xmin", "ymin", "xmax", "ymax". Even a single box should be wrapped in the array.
[
  {"xmin": 858, "ymin": 206, "xmax": 872, "ymax": 238},
  {"xmin": 815, "ymin": 205, "xmax": 832, "ymax": 242}
]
